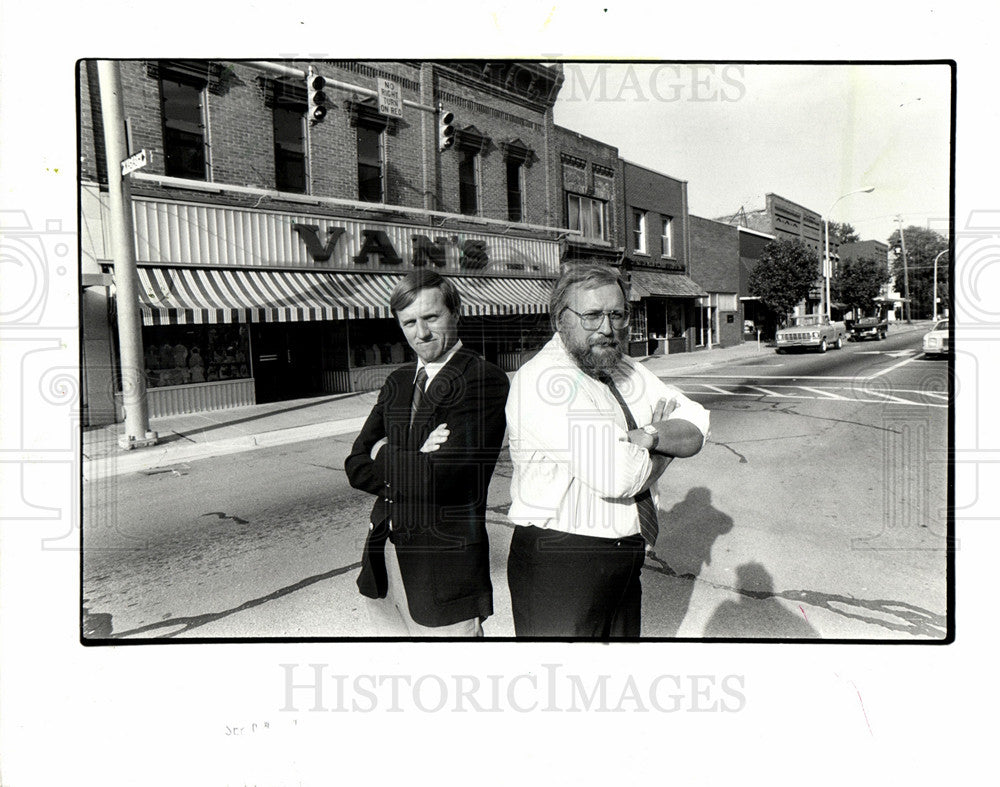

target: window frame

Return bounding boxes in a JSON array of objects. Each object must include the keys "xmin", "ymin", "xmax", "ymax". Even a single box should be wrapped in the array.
[
  {"xmin": 661, "ymin": 216, "xmax": 673, "ymax": 258},
  {"xmin": 272, "ymin": 103, "xmax": 308, "ymax": 194},
  {"xmin": 159, "ymin": 72, "xmax": 209, "ymax": 181},
  {"xmin": 459, "ymin": 148, "xmax": 481, "ymax": 217},
  {"xmin": 356, "ymin": 122, "xmax": 385, "ymax": 204},
  {"xmin": 632, "ymin": 209, "xmax": 648, "ymax": 254},
  {"xmin": 565, "ymin": 192, "xmax": 608, "ymax": 241},
  {"xmin": 505, "ymin": 157, "xmax": 524, "ymax": 223}
]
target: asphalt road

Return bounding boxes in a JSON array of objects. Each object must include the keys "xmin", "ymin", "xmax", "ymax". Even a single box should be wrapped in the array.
[{"xmin": 83, "ymin": 328, "xmax": 949, "ymax": 641}]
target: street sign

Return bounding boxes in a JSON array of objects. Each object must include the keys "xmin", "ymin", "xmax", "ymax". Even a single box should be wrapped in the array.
[
  {"xmin": 377, "ymin": 78, "xmax": 403, "ymax": 118},
  {"xmin": 121, "ymin": 149, "xmax": 150, "ymax": 177}
]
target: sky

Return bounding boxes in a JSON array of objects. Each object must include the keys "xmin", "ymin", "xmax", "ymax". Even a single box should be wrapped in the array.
[{"xmin": 553, "ymin": 62, "xmax": 952, "ymax": 245}]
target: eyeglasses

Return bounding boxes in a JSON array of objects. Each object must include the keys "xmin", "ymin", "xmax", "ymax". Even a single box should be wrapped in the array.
[{"xmin": 562, "ymin": 306, "xmax": 631, "ymax": 330}]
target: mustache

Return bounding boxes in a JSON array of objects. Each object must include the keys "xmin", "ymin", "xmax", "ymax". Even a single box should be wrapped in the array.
[{"xmin": 589, "ymin": 337, "xmax": 621, "ymax": 348}]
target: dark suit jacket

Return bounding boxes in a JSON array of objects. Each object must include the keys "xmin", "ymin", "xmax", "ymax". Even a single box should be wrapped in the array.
[{"xmin": 345, "ymin": 346, "xmax": 510, "ymax": 628}]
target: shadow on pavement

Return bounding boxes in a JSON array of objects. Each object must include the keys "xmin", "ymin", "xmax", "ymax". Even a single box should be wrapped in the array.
[{"xmin": 703, "ymin": 562, "xmax": 819, "ymax": 638}]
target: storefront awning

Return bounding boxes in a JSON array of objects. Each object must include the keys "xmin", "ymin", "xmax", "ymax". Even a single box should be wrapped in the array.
[
  {"xmin": 628, "ymin": 270, "xmax": 708, "ymax": 300},
  {"xmin": 134, "ymin": 267, "xmax": 554, "ymax": 325}
]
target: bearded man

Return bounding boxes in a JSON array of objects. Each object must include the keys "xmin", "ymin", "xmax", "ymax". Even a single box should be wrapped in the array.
[{"xmin": 504, "ymin": 264, "xmax": 710, "ymax": 637}]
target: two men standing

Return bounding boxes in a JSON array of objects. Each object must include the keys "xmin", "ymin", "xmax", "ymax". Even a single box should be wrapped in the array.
[{"xmin": 346, "ymin": 264, "xmax": 709, "ymax": 637}]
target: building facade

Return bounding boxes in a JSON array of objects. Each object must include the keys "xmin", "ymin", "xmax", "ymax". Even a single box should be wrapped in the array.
[
  {"xmin": 687, "ymin": 216, "xmax": 742, "ymax": 348},
  {"xmin": 80, "ymin": 60, "xmax": 570, "ymax": 425},
  {"xmin": 621, "ymin": 161, "xmax": 707, "ymax": 355}
]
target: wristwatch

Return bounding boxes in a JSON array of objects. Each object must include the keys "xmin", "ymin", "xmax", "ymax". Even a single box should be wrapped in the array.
[{"xmin": 642, "ymin": 424, "xmax": 660, "ymax": 450}]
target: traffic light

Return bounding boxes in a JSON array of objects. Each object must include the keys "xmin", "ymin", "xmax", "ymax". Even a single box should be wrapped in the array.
[
  {"xmin": 438, "ymin": 106, "xmax": 455, "ymax": 151},
  {"xmin": 306, "ymin": 67, "xmax": 328, "ymax": 124}
]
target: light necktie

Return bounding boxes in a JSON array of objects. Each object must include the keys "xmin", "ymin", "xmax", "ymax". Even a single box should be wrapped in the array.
[
  {"xmin": 409, "ymin": 367, "xmax": 428, "ymax": 429},
  {"xmin": 599, "ymin": 372, "xmax": 660, "ymax": 547}
]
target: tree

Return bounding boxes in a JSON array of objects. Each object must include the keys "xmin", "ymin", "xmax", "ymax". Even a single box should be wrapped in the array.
[
  {"xmin": 832, "ymin": 255, "xmax": 889, "ymax": 317},
  {"xmin": 829, "ymin": 221, "xmax": 860, "ymax": 245},
  {"xmin": 747, "ymin": 239, "xmax": 819, "ymax": 325},
  {"xmin": 887, "ymin": 226, "xmax": 948, "ymax": 319}
]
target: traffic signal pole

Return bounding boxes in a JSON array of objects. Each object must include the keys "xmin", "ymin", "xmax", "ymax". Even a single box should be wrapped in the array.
[{"xmin": 97, "ymin": 60, "xmax": 158, "ymax": 449}]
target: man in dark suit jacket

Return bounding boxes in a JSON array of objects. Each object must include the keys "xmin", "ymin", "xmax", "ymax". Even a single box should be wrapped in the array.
[{"xmin": 345, "ymin": 270, "xmax": 509, "ymax": 636}]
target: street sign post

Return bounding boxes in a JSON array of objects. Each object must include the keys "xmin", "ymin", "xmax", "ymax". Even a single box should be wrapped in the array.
[
  {"xmin": 377, "ymin": 79, "xmax": 403, "ymax": 118},
  {"xmin": 121, "ymin": 149, "xmax": 151, "ymax": 177}
]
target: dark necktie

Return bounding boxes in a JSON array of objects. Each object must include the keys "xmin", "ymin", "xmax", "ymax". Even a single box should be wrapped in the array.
[
  {"xmin": 409, "ymin": 367, "xmax": 428, "ymax": 429},
  {"xmin": 598, "ymin": 372, "xmax": 660, "ymax": 547}
]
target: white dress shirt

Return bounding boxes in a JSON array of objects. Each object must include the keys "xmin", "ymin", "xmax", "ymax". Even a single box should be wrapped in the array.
[
  {"xmin": 416, "ymin": 339, "xmax": 463, "ymax": 385},
  {"xmin": 506, "ymin": 334, "xmax": 710, "ymax": 540}
]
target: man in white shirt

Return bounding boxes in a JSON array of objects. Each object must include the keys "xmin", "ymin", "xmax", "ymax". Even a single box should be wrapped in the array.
[{"xmin": 506, "ymin": 264, "xmax": 710, "ymax": 637}]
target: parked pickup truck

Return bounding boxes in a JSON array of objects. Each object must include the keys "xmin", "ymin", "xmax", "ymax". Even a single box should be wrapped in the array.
[
  {"xmin": 846, "ymin": 316, "xmax": 888, "ymax": 342},
  {"xmin": 775, "ymin": 314, "xmax": 847, "ymax": 353}
]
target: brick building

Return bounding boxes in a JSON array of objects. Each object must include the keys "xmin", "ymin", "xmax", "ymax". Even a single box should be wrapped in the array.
[
  {"xmin": 687, "ymin": 216, "xmax": 742, "ymax": 348},
  {"xmin": 717, "ymin": 192, "xmax": 830, "ymax": 319},
  {"xmin": 620, "ymin": 161, "xmax": 707, "ymax": 354},
  {"xmin": 838, "ymin": 239, "xmax": 904, "ymax": 321},
  {"xmin": 80, "ymin": 60, "xmax": 571, "ymax": 424}
]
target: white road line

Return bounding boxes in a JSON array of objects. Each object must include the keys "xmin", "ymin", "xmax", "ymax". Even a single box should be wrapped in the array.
[
  {"xmin": 798, "ymin": 385, "xmax": 850, "ymax": 400},
  {"xmin": 679, "ymin": 389, "xmax": 947, "ymax": 408},
  {"xmin": 864, "ymin": 389, "xmax": 920, "ymax": 405},
  {"xmin": 700, "ymin": 383, "xmax": 737, "ymax": 395},
  {"xmin": 746, "ymin": 385, "xmax": 788, "ymax": 397},
  {"xmin": 868, "ymin": 353, "xmax": 922, "ymax": 379},
  {"xmin": 923, "ymin": 391, "xmax": 949, "ymax": 400}
]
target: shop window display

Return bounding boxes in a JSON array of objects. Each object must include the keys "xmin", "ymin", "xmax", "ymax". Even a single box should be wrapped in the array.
[{"xmin": 142, "ymin": 324, "xmax": 251, "ymax": 388}]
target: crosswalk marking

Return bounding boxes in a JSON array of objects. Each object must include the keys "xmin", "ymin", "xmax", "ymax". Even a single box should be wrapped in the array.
[
  {"xmin": 798, "ymin": 385, "xmax": 850, "ymax": 400},
  {"xmin": 864, "ymin": 389, "xmax": 920, "ymax": 405},
  {"xmin": 671, "ymin": 382, "xmax": 948, "ymax": 408},
  {"xmin": 745, "ymin": 385, "xmax": 788, "ymax": 397}
]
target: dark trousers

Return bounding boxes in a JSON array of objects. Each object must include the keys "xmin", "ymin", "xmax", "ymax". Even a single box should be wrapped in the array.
[{"xmin": 507, "ymin": 525, "xmax": 645, "ymax": 638}]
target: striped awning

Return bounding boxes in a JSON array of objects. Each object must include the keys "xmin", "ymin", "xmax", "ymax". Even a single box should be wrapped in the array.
[{"xmin": 133, "ymin": 267, "xmax": 554, "ymax": 325}]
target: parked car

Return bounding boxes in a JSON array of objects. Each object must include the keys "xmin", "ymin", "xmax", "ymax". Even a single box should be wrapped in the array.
[
  {"xmin": 775, "ymin": 314, "xmax": 847, "ymax": 353},
  {"xmin": 846, "ymin": 315, "xmax": 888, "ymax": 341},
  {"xmin": 922, "ymin": 319, "xmax": 950, "ymax": 358}
]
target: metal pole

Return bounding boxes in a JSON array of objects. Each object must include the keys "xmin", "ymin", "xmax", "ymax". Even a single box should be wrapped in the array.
[
  {"xmin": 932, "ymin": 249, "xmax": 947, "ymax": 322},
  {"xmin": 97, "ymin": 60, "xmax": 158, "ymax": 449},
  {"xmin": 823, "ymin": 218, "xmax": 831, "ymax": 320},
  {"xmin": 897, "ymin": 216, "xmax": 912, "ymax": 323}
]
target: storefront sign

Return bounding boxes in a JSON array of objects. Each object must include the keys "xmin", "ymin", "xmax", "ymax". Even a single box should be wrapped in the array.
[
  {"xmin": 292, "ymin": 224, "xmax": 495, "ymax": 270},
  {"xmin": 129, "ymin": 198, "xmax": 561, "ymax": 276}
]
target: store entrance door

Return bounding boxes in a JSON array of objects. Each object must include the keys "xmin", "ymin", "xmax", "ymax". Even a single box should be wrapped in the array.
[{"xmin": 251, "ymin": 322, "xmax": 324, "ymax": 404}]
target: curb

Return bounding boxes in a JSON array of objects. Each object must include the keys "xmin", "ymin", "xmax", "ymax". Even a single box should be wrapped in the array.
[{"xmin": 83, "ymin": 416, "xmax": 368, "ymax": 480}]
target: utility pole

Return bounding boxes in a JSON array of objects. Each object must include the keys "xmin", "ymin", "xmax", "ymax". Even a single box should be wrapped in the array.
[
  {"xmin": 97, "ymin": 60, "xmax": 158, "ymax": 449},
  {"xmin": 932, "ymin": 249, "xmax": 948, "ymax": 322},
  {"xmin": 896, "ymin": 215, "xmax": 912, "ymax": 323}
]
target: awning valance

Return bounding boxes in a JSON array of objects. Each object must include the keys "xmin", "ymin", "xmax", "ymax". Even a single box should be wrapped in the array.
[
  {"xmin": 628, "ymin": 270, "xmax": 708, "ymax": 300},
  {"xmin": 132, "ymin": 267, "xmax": 554, "ymax": 325}
]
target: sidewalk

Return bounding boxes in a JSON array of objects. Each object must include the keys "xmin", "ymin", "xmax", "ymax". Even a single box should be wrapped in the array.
[{"xmin": 83, "ymin": 323, "xmax": 930, "ymax": 478}]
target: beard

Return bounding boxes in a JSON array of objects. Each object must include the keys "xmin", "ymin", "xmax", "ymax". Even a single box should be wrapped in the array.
[{"xmin": 566, "ymin": 334, "xmax": 624, "ymax": 375}]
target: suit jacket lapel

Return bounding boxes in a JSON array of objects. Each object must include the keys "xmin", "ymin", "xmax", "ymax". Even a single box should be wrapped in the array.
[{"xmin": 411, "ymin": 348, "xmax": 473, "ymax": 437}]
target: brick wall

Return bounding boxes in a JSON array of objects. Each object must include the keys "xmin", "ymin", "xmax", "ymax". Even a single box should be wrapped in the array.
[{"xmin": 622, "ymin": 161, "xmax": 687, "ymax": 268}]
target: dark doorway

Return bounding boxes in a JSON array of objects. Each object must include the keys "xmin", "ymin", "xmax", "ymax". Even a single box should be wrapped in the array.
[{"xmin": 251, "ymin": 322, "xmax": 325, "ymax": 404}]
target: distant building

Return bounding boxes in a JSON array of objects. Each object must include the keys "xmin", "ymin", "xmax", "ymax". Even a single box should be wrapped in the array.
[
  {"xmin": 839, "ymin": 239, "xmax": 903, "ymax": 321},
  {"xmin": 687, "ymin": 216, "xmax": 742, "ymax": 348},
  {"xmin": 717, "ymin": 192, "xmax": 828, "ymax": 318}
]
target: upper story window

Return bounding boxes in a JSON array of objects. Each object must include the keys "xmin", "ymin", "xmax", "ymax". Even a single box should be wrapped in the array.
[
  {"xmin": 633, "ymin": 209, "xmax": 648, "ymax": 254},
  {"xmin": 273, "ymin": 105, "xmax": 306, "ymax": 194},
  {"xmin": 503, "ymin": 138, "xmax": 533, "ymax": 224},
  {"xmin": 661, "ymin": 216, "xmax": 673, "ymax": 257},
  {"xmin": 566, "ymin": 193, "xmax": 607, "ymax": 241},
  {"xmin": 357, "ymin": 123, "xmax": 384, "ymax": 203},
  {"xmin": 506, "ymin": 158, "xmax": 523, "ymax": 222},
  {"xmin": 459, "ymin": 148, "xmax": 480, "ymax": 216},
  {"xmin": 160, "ymin": 73, "xmax": 207, "ymax": 179}
]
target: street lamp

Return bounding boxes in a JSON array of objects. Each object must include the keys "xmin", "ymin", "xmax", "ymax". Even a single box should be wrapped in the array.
[
  {"xmin": 824, "ymin": 187, "xmax": 875, "ymax": 321},
  {"xmin": 932, "ymin": 249, "xmax": 948, "ymax": 322}
]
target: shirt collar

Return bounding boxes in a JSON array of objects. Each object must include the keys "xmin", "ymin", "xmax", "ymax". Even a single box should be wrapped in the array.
[{"xmin": 416, "ymin": 339, "xmax": 463, "ymax": 383}]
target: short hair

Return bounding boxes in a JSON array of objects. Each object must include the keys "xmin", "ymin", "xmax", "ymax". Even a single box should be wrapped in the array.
[
  {"xmin": 389, "ymin": 269, "xmax": 462, "ymax": 317},
  {"xmin": 549, "ymin": 263, "xmax": 629, "ymax": 330}
]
